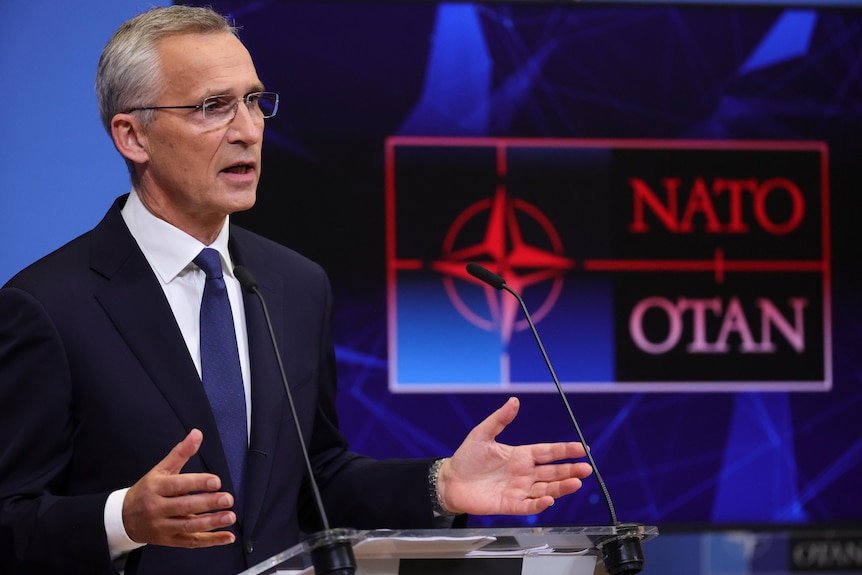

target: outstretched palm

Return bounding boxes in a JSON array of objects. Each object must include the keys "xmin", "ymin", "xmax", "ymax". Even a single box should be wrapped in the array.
[{"xmin": 438, "ymin": 397, "xmax": 594, "ymax": 516}]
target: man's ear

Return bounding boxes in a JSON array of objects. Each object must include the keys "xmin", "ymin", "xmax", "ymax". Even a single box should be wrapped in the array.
[{"xmin": 111, "ymin": 113, "xmax": 149, "ymax": 165}]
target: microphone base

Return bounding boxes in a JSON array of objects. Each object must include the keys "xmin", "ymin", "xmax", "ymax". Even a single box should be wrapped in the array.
[
  {"xmin": 307, "ymin": 529, "xmax": 357, "ymax": 575},
  {"xmin": 599, "ymin": 523, "xmax": 646, "ymax": 575}
]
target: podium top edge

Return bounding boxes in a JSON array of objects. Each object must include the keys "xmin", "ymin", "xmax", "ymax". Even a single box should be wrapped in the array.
[{"xmin": 238, "ymin": 525, "xmax": 659, "ymax": 575}]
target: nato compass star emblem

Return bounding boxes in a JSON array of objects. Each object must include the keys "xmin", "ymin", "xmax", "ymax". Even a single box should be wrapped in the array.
[{"xmin": 431, "ymin": 186, "xmax": 574, "ymax": 346}]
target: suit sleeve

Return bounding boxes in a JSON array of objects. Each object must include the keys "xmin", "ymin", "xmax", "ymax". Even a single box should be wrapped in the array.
[
  {"xmin": 296, "ymin": 273, "xmax": 439, "ymax": 532},
  {"xmin": 0, "ymin": 286, "xmax": 115, "ymax": 574}
]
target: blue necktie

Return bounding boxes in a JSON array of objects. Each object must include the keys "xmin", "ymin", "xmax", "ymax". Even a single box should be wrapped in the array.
[{"xmin": 194, "ymin": 248, "xmax": 248, "ymax": 511}]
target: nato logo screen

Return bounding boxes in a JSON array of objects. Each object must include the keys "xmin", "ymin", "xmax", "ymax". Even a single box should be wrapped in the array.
[{"xmin": 386, "ymin": 137, "xmax": 830, "ymax": 393}]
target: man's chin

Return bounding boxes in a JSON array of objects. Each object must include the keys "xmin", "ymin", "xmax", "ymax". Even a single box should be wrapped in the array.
[{"xmin": 225, "ymin": 188, "xmax": 257, "ymax": 214}]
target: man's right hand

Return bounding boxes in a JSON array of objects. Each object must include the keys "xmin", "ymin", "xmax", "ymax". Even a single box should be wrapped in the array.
[{"xmin": 123, "ymin": 429, "xmax": 238, "ymax": 548}]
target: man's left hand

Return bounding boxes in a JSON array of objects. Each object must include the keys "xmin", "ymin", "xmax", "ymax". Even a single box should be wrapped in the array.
[{"xmin": 436, "ymin": 397, "xmax": 594, "ymax": 516}]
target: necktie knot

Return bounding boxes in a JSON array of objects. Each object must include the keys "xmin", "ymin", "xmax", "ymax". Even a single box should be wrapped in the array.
[{"xmin": 194, "ymin": 248, "xmax": 224, "ymax": 280}]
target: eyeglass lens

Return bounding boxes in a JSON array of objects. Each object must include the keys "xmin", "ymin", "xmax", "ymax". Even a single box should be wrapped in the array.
[{"xmin": 202, "ymin": 92, "xmax": 278, "ymax": 122}]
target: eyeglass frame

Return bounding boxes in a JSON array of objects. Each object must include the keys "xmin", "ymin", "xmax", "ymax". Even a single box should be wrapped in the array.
[{"xmin": 126, "ymin": 91, "xmax": 279, "ymax": 124}]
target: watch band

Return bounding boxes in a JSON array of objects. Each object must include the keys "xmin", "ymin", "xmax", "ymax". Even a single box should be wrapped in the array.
[{"xmin": 428, "ymin": 457, "xmax": 455, "ymax": 517}]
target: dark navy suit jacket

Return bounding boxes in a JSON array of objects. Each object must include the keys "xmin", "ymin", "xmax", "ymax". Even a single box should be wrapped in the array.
[{"xmin": 0, "ymin": 195, "xmax": 437, "ymax": 574}]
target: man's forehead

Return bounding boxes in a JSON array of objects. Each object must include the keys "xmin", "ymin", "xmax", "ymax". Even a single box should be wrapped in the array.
[
  {"xmin": 155, "ymin": 32, "xmax": 251, "ymax": 62},
  {"xmin": 155, "ymin": 32, "xmax": 262, "ymax": 95}
]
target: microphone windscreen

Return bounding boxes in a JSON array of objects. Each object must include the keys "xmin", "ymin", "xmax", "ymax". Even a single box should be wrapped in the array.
[
  {"xmin": 233, "ymin": 265, "xmax": 258, "ymax": 293},
  {"xmin": 466, "ymin": 262, "xmax": 506, "ymax": 290}
]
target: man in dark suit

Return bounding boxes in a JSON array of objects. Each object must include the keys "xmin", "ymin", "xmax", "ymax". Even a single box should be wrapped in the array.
[{"xmin": 0, "ymin": 6, "xmax": 593, "ymax": 574}]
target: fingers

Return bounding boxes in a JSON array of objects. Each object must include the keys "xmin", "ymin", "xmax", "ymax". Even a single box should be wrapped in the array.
[
  {"xmin": 163, "ymin": 507, "xmax": 238, "ymax": 543},
  {"xmin": 162, "ymin": 487, "xmax": 235, "ymax": 517},
  {"xmin": 530, "ymin": 476, "xmax": 586, "ymax": 500},
  {"xmin": 157, "ymin": 472, "xmax": 222, "ymax": 499},
  {"xmin": 158, "ymin": 428, "xmax": 204, "ymax": 476},
  {"xmin": 123, "ymin": 430, "xmax": 238, "ymax": 548},
  {"xmin": 139, "ymin": 488, "xmax": 237, "ymax": 547},
  {"xmin": 513, "ymin": 474, "xmax": 590, "ymax": 515},
  {"xmin": 533, "ymin": 461, "xmax": 594, "ymax": 483},
  {"xmin": 520, "ymin": 495, "xmax": 557, "ymax": 515},
  {"xmin": 469, "ymin": 397, "xmax": 520, "ymax": 442},
  {"xmin": 528, "ymin": 440, "xmax": 589, "ymax": 464},
  {"xmin": 125, "ymin": 477, "xmax": 237, "ymax": 548},
  {"xmin": 470, "ymin": 400, "xmax": 589, "ymax": 465}
]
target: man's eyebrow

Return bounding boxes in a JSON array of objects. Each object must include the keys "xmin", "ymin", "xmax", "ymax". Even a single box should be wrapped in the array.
[
  {"xmin": 238, "ymin": 84, "xmax": 267, "ymax": 96},
  {"xmin": 202, "ymin": 84, "xmax": 266, "ymax": 98}
]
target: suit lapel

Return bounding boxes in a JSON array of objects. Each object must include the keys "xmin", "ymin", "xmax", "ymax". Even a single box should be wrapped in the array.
[{"xmin": 229, "ymin": 232, "xmax": 289, "ymax": 534}]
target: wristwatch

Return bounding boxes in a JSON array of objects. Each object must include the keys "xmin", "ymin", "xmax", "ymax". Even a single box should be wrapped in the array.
[{"xmin": 428, "ymin": 457, "xmax": 455, "ymax": 517}]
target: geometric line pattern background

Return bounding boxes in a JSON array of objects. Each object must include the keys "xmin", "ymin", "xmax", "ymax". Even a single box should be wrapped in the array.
[{"xmin": 200, "ymin": 0, "xmax": 862, "ymax": 527}]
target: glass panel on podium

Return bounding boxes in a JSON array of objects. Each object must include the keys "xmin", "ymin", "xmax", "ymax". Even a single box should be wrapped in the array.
[{"xmin": 239, "ymin": 525, "xmax": 658, "ymax": 575}]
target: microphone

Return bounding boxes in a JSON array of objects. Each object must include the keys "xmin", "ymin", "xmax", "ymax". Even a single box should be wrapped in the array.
[
  {"xmin": 465, "ymin": 262, "xmax": 645, "ymax": 575},
  {"xmin": 234, "ymin": 266, "xmax": 356, "ymax": 575}
]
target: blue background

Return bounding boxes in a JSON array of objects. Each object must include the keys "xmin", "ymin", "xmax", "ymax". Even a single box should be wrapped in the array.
[{"xmin": 0, "ymin": 1, "xmax": 169, "ymax": 285}]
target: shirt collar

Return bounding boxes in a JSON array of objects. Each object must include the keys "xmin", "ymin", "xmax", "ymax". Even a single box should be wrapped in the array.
[{"xmin": 120, "ymin": 189, "xmax": 233, "ymax": 283}]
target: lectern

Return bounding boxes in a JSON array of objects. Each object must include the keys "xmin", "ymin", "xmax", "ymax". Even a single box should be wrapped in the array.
[{"xmin": 239, "ymin": 525, "xmax": 658, "ymax": 575}]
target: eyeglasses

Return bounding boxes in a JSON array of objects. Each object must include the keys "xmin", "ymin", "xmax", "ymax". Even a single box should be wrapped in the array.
[{"xmin": 127, "ymin": 91, "xmax": 279, "ymax": 127}]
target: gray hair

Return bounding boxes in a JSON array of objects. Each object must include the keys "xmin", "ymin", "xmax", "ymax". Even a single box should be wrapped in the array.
[{"xmin": 96, "ymin": 5, "xmax": 238, "ymax": 135}]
